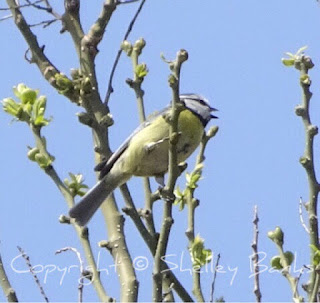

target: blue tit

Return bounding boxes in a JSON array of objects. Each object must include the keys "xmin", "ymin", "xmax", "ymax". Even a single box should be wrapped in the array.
[{"xmin": 69, "ymin": 94, "xmax": 218, "ymax": 226}]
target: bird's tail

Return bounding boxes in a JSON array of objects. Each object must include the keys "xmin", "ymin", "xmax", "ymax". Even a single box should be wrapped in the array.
[
  {"xmin": 69, "ymin": 180, "xmax": 108, "ymax": 226},
  {"xmin": 69, "ymin": 171, "xmax": 130, "ymax": 226}
]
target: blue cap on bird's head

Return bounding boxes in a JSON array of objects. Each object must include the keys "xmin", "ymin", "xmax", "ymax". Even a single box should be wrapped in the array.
[{"xmin": 179, "ymin": 93, "xmax": 218, "ymax": 127}]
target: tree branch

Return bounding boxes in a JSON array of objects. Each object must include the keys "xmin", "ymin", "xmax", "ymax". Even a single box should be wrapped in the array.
[
  {"xmin": 293, "ymin": 54, "xmax": 320, "ymax": 301},
  {"xmin": 28, "ymin": 124, "xmax": 113, "ymax": 302},
  {"xmin": 6, "ymin": 0, "xmax": 79, "ymax": 103},
  {"xmin": 0, "ymin": 251, "xmax": 18, "ymax": 302},
  {"xmin": 104, "ymin": 0, "xmax": 147, "ymax": 104},
  {"xmin": 55, "ymin": 247, "xmax": 85, "ymax": 302},
  {"xmin": 251, "ymin": 206, "xmax": 261, "ymax": 302},
  {"xmin": 210, "ymin": 253, "xmax": 221, "ymax": 302},
  {"xmin": 153, "ymin": 49, "xmax": 188, "ymax": 302},
  {"xmin": 17, "ymin": 246, "xmax": 49, "ymax": 302}
]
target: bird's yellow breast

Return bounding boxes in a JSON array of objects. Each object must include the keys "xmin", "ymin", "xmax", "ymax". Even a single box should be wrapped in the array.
[{"xmin": 120, "ymin": 109, "xmax": 204, "ymax": 176}]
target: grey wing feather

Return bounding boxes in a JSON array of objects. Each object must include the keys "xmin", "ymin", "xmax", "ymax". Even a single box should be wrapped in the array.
[{"xmin": 95, "ymin": 107, "xmax": 169, "ymax": 179}]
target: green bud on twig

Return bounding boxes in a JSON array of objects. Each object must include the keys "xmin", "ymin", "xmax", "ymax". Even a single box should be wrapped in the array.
[
  {"xmin": 121, "ymin": 40, "xmax": 133, "ymax": 56},
  {"xmin": 300, "ymin": 74, "xmax": 311, "ymax": 85},
  {"xmin": 310, "ymin": 245, "xmax": 320, "ymax": 266},
  {"xmin": 284, "ymin": 251, "xmax": 294, "ymax": 266},
  {"xmin": 133, "ymin": 38, "xmax": 146, "ymax": 55},
  {"xmin": 271, "ymin": 256, "xmax": 282, "ymax": 269},
  {"xmin": 13, "ymin": 83, "xmax": 38, "ymax": 104},
  {"xmin": 295, "ymin": 105, "xmax": 305, "ymax": 117},
  {"xmin": 64, "ymin": 173, "xmax": 88, "ymax": 197},
  {"xmin": 207, "ymin": 126, "xmax": 219, "ymax": 138},
  {"xmin": 55, "ymin": 73, "xmax": 74, "ymax": 95},
  {"xmin": 27, "ymin": 147, "xmax": 40, "ymax": 161},
  {"xmin": 268, "ymin": 226, "xmax": 284, "ymax": 246},
  {"xmin": 35, "ymin": 152, "xmax": 53, "ymax": 169}
]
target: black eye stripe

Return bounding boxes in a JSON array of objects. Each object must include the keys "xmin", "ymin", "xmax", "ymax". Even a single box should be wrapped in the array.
[{"xmin": 182, "ymin": 97, "xmax": 210, "ymax": 108}]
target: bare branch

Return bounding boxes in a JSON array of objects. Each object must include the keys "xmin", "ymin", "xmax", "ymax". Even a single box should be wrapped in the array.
[
  {"xmin": 17, "ymin": 246, "xmax": 49, "ymax": 302},
  {"xmin": 104, "ymin": 0, "xmax": 147, "ymax": 104},
  {"xmin": 29, "ymin": 18, "xmax": 58, "ymax": 28},
  {"xmin": 153, "ymin": 49, "xmax": 188, "ymax": 302},
  {"xmin": 0, "ymin": 251, "xmax": 18, "ymax": 302},
  {"xmin": 56, "ymin": 247, "xmax": 85, "ymax": 302},
  {"xmin": 117, "ymin": 0, "xmax": 140, "ymax": 4},
  {"xmin": 26, "ymin": 121, "xmax": 112, "ymax": 302},
  {"xmin": 293, "ymin": 53, "xmax": 320, "ymax": 301},
  {"xmin": 0, "ymin": 14, "xmax": 12, "ymax": 21},
  {"xmin": 120, "ymin": 185, "xmax": 193, "ymax": 301},
  {"xmin": 251, "ymin": 205, "xmax": 262, "ymax": 302},
  {"xmin": 210, "ymin": 253, "xmax": 221, "ymax": 302},
  {"xmin": 0, "ymin": 0, "xmax": 44, "ymax": 11},
  {"xmin": 6, "ymin": 0, "xmax": 79, "ymax": 103},
  {"xmin": 24, "ymin": 0, "xmax": 62, "ymax": 19}
]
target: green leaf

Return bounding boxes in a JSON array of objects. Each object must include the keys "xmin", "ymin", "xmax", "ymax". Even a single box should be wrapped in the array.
[
  {"xmin": 135, "ymin": 63, "xmax": 148, "ymax": 79},
  {"xmin": 310, "ymin": 244, "xmax": 320, "ymax": 266},
  {"xmin": 186, "ymin": 163, "xmax": 203, "ymax": 190},
  {"xmin": 174, "ymin": 186, "xmax": 187, "ymax": 211},
  {"xmin": 296, "ymin": 45, "xmax": 308, "ymax": 55},
  {"xmin": 33, "ymin": 115, "xmax": 50, "ymax": 127},
  {"xmin": 64, "ymin": 173, "xmax": 88, "ymax": 197},
  {"xmin": 2, "ymin": 98, "xmax": 21, "ymax": 116},
  {"xmin": 13, "ymin": 84, "xmax": 38, "ymax": 104},
  {"xmin": 281, "ymin": 58, "xmax": 295, "ymax": 67},
  {"xmin": 189, "ymin": 235, "xmax": 212, "ymax": 268}
]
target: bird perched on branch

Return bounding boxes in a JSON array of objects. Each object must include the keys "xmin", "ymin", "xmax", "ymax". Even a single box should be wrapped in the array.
[{"xmin": 69, "ymin": 94, "xmax": 218, "ymax": 226}]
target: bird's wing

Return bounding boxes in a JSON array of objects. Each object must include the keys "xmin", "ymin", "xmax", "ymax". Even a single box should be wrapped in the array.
[{"xmin": 95, "ymin": 106, "xmax": 169, "ymax": 179}]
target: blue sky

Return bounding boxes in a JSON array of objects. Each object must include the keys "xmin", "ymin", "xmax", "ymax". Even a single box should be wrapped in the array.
[{"xmin": 1, "ymin": 0, "xmax": 320, "ymax": 301}]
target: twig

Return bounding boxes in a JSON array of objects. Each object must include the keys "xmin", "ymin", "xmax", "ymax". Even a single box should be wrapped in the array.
[
  {"xmin": 29, "ymin": 18, "xmax": 58, "ymax": 28},
  {"xmin": 251, "ymin": 205, "xmax": 262, "ymax": 302},
  {"xmin": 17, "ymin": 246, "xmax": 49, "ymax": 302},
  {"xmin": 119, "ymin": 186, "xmax": 193, "ymax": 301},
  {"xmin": 184, "ymin": 123, "xmax": 218, "ymax": 302},
  {"xmin": 153, "ymin": 49, "xmax": 188, "ymax": 302},
  {"xmin": 25, "ymin": 0, "xmax": 61, "ymax": 19},
  {"xmin": 117, "ymin": 0, "xmax": 140, "ymax": 4},
  {"xmin": 104, "ymin": 0, "xmax": 147, "ymax": 104},
  {"xmin": 6, "ymin": 0, "xmax": 79, "ymax": 103},
  {"xmin": 269, "ymin": 228, "xmax": 302, "ymax": 301},
  {"xmin": 293, "ymin": 54, "xmax": 320, "ymax": 301},
  {"xmin": 210, "ymin": 253, "xmax": 221, "ymax": 302},
  {"xmin": 0, "ymin": 250, "xmax": 18, "ymax": 302},
  {"xmin": 0, "ymin": 0, "xmax": 43, "ymax": 10},
  {"xmin": 0, "ymin": 14, "xmax": 12, "ymax": 21},
  {"xmin": 55, "ymin": 247, "xmax": 85, "ymax": 302},
  {"xmin": 29, "ymin": 126, "xmax": 112, "ymax": 301},
  {"xmin": 299, "ymin": 197, "xmax": 309, "ymax": 234},
  {"xmin": 125, "ymin": 36, "xmax": 157, "ymax": 237},
  {"xmin": 63, "ymin": 1, "xmax": 139, "ymax": 301}
]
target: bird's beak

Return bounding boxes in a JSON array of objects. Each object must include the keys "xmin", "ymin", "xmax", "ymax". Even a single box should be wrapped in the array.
[{"xmin": 210, "ymin": 107, "xmax": 218, "ymax": 119}]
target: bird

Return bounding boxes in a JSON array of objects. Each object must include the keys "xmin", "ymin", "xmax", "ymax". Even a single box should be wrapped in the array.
[{"xmin": 69, "ymin": 94, "xmax": 218, "ymax": 226}]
